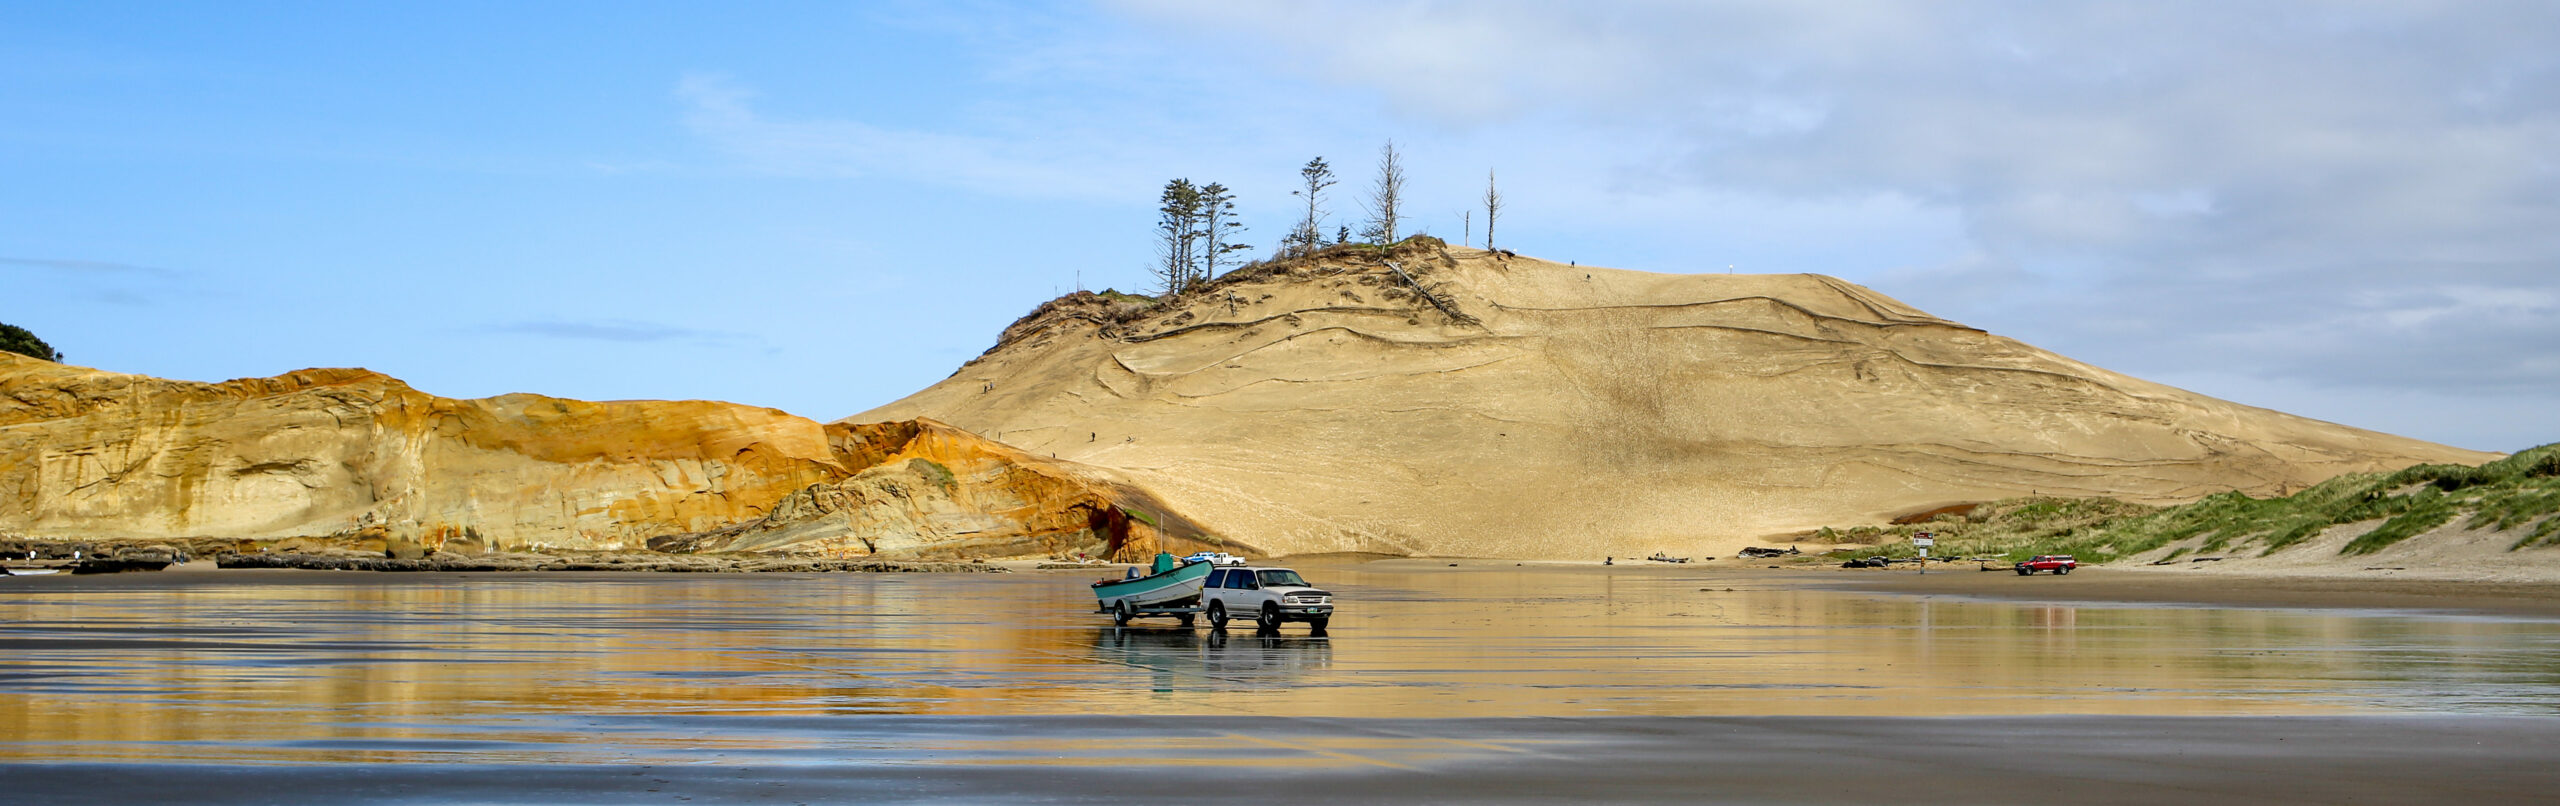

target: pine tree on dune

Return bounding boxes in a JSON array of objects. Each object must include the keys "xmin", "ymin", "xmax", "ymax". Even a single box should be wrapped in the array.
[
  {"xmin": 1153, "ymin": 179, "xmax": 1202, "ymax": 296},
  {"xmin": 1289, "ymin": 157, "xmax": 1336, "ymax": 258},
  {"xmin": 1196, "ymin": 182, "xmax": 1251, "ymax": 284}
]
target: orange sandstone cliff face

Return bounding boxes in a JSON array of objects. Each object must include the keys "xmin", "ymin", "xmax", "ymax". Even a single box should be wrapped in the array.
[
  {"xmin": 652, "ymin": 419, "xmax": 1232, "ymax": 561},
  {"xmin": 0, "ymin": 354, "xmax": 1210, "ymax": 559}
]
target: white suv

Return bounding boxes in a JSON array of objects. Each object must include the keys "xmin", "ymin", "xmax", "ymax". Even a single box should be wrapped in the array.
[{"xmin": 1202, "ymin": 565, "xmax": 1333, "ymax": 632}]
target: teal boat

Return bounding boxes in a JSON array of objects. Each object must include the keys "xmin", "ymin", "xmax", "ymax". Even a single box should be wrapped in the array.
[{"xmin": 1092, "ymin": 553, "xmax": 1211, "ymax": 611}]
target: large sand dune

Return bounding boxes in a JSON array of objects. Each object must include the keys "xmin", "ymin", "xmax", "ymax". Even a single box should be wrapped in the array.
[{"xmin": 857, "ymin": 242, "xmax": 2493, "ymax": 559}]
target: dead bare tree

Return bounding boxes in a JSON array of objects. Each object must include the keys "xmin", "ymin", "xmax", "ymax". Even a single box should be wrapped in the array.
[
  {"xmin": 1360, "ymin": 140, "xmax": 1405, "ymax": 245},
  {"xmin": 1483, "ymin": 168, "xmax": 1502, "ymax": 252}
]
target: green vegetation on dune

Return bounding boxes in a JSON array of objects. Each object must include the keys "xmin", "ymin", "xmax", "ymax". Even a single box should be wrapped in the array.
[
  {"xmin": 2463, "ymin": 448, "xmax": 2560, "ymax": 549},
  {"xmin": 1092, "ymin": 289, "xmax": 1158, "ymax": 306},
  {"xmin": 1812, "ymin": 497, "xmax": 2158, "ymax": 562},
  {"xmin": 1, "ymin": 322, "xmax": 62, "ymax": 362},
  {"xmin": 905, "ymin": 458, "xmax": 957, "ymax": 492},
  {"xmin": 1816, "ymin": 444, "xmax": 2560, "ymax": 564}
]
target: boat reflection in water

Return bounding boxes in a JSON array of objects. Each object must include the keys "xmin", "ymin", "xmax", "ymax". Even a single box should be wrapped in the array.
[{"xmin": 1086, "ymin": 627, "xmax": 1333, "ymax": 694}]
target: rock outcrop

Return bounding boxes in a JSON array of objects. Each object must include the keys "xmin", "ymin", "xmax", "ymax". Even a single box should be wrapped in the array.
[
  {"xmin": 856, "ymin": 240, "xmax": 2500, "ymax": 558},
  {"xmin": 650, "ymin": 419, "xmax": 1233, "ymax": 561},
  {"xmin": 0, "ymin": 354, "xmax": 1213, "ymax": 560}
]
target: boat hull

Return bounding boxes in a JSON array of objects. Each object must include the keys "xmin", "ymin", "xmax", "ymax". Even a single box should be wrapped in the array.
[{"xmin": 1093, "ymin": 559, "xmax": 1211, "ymax": 609}]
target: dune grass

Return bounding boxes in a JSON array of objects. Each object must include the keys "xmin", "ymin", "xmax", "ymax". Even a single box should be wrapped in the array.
[
  {"xmin": 1820, "ymin": 443, "xmax": 2560, "ymax": 564},
  {"xmin": 906, "ymin": 458, "xmax": 957, "ymax": 492}
]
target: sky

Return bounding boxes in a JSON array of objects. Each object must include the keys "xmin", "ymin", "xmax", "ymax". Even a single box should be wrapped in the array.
[{"xmin": 3, "ymin": 1, "xmax": 2553, "ymax": 452}]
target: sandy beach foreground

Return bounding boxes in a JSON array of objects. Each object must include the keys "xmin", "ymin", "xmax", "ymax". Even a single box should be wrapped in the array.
[
  {"xmin": 7, "ymin": 562, "xmax": 2559, "ymax": 803},
  {"xmin": 9, "ymin": 714, "xmax": 2557, "ymax": 805}
]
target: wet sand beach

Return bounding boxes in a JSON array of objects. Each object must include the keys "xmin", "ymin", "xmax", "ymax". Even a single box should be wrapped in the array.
[
  {"xmin": 11, "ymin": 715, "xmax": 2556, "ymax": 805},
  {"xmin": 1833, "ymin": 564, "xmax": 2560, "ymax": 618},
  {"xmin": 5, "ymin": 562, "xmax": 2558, "ymax": 803}
]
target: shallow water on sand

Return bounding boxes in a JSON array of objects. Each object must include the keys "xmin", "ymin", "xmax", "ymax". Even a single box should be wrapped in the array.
[{"xmin": 4, "ymin": 562, "xmax": 2559, "ymax": 765}]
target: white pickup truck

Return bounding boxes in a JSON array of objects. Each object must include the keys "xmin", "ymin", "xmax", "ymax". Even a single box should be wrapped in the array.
[{"xmin": 1201, "ymin": 565, "xmax": 1333, "ymax": 633}]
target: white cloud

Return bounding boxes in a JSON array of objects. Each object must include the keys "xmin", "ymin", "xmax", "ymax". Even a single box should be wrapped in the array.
[{"xmin": 1116, "ymin": 1, "xmax": 2560, "ymax": 399}]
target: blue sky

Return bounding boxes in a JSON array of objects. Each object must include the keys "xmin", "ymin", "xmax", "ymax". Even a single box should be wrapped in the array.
[{"xmin": 5, "ymin": 1, "xmax": 2554, "ymax": 452}]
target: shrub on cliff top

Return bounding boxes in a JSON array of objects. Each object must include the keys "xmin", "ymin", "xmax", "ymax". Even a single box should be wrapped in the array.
[{"xmin": 0, "ymin": 322, "xmax": 61, "ymax": 362}]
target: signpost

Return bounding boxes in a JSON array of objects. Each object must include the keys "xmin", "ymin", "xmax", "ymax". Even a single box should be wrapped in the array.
[{"xmin": 1913, "ymin": 533, "xmax": 1934, "ymax": 575}]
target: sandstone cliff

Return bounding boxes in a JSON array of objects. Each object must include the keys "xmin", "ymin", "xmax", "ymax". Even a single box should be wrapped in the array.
[
  {"xmin": 0, "ymin": 354, "xmax": 1208, "ymax": 560},
  {"xmin": 650, "ymin": 418, "xmax": 1230, "ymax": 560},
  {"xmin": 856, "ymin": 240, "xmax": 2498, "ymax": 558}
]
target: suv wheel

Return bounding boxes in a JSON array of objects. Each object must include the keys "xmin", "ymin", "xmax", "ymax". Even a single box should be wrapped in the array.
[
  {"xmin": 1207, "ymin": 602, "xmax": 1229, "ymax": 629},
  {"xmin": 1257, "ymin": 603, "xmax": 1281, "ymax": 632},
  {"xmin": 2056, "ymin": 566, "xmax": 2071, "ymax": 575},
  {"xmin": 2016, "ymin": 567, "xmax": 2032, "ymax": 575}
]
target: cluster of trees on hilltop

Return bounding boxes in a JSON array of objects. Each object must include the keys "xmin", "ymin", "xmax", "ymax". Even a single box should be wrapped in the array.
[
  {"xmin": 1147, "ymin": 141, "xmax": 1502, "ymax": 297},
  {"xmin": 1, "ymin": 322, "xmax": 61, "ymax": 362},
  {"xmin": 1151, "ymin": 180, "xmax": 1250, "ymax": 297}
]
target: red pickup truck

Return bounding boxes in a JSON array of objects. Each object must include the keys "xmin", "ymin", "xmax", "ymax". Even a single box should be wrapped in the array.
[{"xmin": 2015, "ymin": 555, "xmax": 2077, "ymax": 575}]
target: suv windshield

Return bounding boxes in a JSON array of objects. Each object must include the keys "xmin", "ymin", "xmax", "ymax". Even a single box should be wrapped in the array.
[{"xmin": 1254, "ymin": 569, "xmax": 1309, "ymax": 588}]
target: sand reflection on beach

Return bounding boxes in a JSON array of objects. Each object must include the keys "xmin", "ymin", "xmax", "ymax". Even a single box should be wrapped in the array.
[{"xmin": 2, "ymin": 562, "xmax": 2558, "ymax": 764}]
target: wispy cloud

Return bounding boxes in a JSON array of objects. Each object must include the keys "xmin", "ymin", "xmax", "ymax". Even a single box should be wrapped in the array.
[
  {"xmin": 580, "ymin": 158, "xmax": 686, "ymax": 176},
  {"xmin": 0, "ymin": 256, "xmax": 180, "ymax": 276},
  {"xmin": 675, "ymin": 73, "xmax": 1142, "ymax": 201},
  {"xmin": 494, "ymin": 318, "xmax": 746, "ymax": 347}
]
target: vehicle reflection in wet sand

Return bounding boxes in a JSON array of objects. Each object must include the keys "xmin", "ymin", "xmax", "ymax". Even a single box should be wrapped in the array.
[
  {"xmin": 2, "ymin": 563, "xmax": 2558, "ymax": 764},
  {"xmin": 1085, "ymin": 627, "xmax": 1335, "ymax": 698}
]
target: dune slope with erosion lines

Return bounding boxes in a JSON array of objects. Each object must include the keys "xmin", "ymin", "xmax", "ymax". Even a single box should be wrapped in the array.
[{"xmin": 855, "ymin": 239, "xmax": 2495, "ymax": 559}]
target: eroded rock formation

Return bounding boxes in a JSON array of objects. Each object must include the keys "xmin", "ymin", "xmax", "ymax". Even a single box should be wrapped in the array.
[
  {"xmin": 0, "ymin": 354, "xmax": 1217, "ymax": 560},
  {"xmin": 650, "ymin": 419, "xmax": 1230, "ymax": 561}
]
